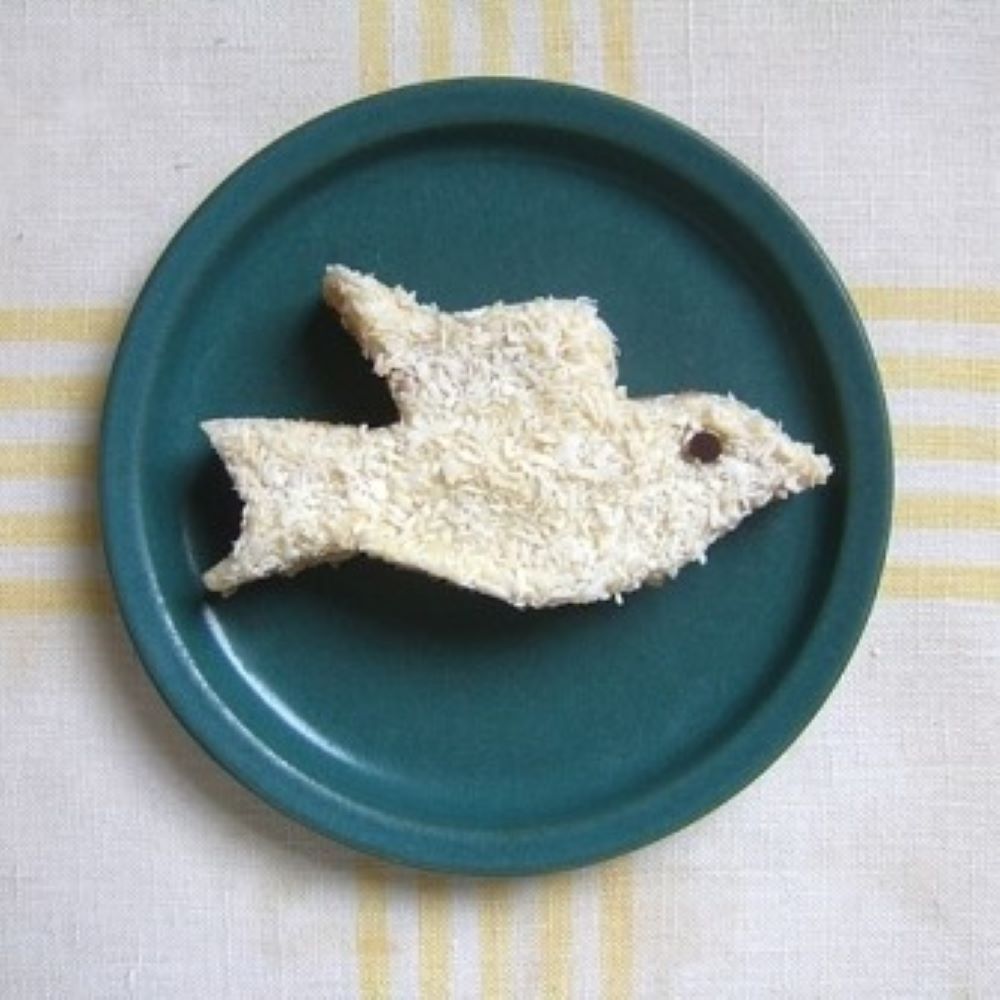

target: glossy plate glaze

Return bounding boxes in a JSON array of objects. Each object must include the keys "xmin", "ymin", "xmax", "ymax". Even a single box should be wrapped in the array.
[{"xmin": 101, "ymin": 80, "xmax": 891, "ymax": 874}]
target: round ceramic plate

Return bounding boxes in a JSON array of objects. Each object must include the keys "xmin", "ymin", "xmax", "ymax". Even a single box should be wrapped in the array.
[{"xmin": 101, "ymin": 80, "xmax": 891, "ymax": 874}]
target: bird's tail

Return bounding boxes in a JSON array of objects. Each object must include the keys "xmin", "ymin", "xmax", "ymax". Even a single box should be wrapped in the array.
[{"xmin": 200, "ymin": 418, "xmax": 357, "ymax": 594}]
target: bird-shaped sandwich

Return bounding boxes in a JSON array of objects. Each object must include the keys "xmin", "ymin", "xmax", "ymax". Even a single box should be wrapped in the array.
[{"xmin": 202, "ymin": 266, "xmax": 831, "ymax": 608}]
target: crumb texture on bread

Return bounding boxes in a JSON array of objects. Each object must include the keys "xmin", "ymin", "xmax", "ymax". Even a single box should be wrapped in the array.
[{"xmin": 202, "ymin": 267, "xmax": 832, "ymax": 607}]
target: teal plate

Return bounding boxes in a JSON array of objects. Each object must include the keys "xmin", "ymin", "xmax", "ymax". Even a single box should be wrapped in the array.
[{"xmin": 101, "ymin": 80, "xmax": 891, "ymax": 875}]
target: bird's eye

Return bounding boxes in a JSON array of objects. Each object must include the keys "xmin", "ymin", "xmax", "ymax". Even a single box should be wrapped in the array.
[{"xmin": 684, "ymin": 429, "xmax": 723, "ymax": 463}]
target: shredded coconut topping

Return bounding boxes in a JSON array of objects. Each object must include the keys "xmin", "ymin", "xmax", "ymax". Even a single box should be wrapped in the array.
[{"xmin": 202, "ymin": 266, "xmax": 832, "ymax": 607}]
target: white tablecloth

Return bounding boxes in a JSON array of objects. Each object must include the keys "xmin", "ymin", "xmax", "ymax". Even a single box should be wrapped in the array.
[{"xmin": 2, "ymin": 2, "xmax": 997, "ymax": 996}]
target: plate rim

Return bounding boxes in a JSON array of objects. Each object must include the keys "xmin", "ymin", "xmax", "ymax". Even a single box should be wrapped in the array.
[{"xmin": 100, "ymin": 78, "xmax": 893, "ymax": 875}]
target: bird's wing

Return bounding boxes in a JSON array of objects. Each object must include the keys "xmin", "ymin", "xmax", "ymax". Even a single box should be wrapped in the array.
[{"xmin": 324, "ymin": 266, "xmax": 620, "ymax": 421}]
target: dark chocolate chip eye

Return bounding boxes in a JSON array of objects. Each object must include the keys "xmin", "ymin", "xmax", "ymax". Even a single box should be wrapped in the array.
[{"xmin": 685, "ymin": 430, "xmax": 723, "ymax": 463}]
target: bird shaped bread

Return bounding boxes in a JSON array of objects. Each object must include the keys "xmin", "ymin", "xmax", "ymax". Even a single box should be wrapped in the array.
[{"xmin": 202, "ymin": 266, "xmax": 831, "ymax": 607}]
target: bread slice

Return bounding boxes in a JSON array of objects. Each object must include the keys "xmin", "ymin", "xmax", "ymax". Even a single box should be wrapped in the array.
[{"xmin": 202, "ymin": 268, "xmax": 831, "ymax": 607}]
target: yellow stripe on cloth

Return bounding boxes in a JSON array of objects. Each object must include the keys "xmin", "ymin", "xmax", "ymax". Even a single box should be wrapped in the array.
[
  {"xmin": 1, "ymin": 291, "xmax": 997, "ymax": 341},
  {"xmin": 0, "ymin": 376, "xmax": 104, "ymax": 410},
  {"xmin": 420, "ymin": 0, "xmax": 451, "ymax": 80},
  {"xmin": 852, "ymin": 287, "xmax": 1000, "ymax": 325},
  {"xmin": 479, "ymin": 881, "xmax": 511, "ymax": 1000},
  {"xmin": 481, "ymin": 0, "xmax": 512, "ymax": 75},
  {"xmin": 600, "ymin": 857, "xmax": 634, "ymax": 1000},
  {"xmin": 0, "ymin": 443, "xmax": 95, "ymax": 478},
  {"xmin": 0, "ymin": 578, "xmax": 112, "ymax": 613},
  {"xmin": 359, "ymin": 0, "xmax": 391, "ymax": 94},
  {"xmin": 895, "ymin": 494, "xmax": 1000, "ymax": 530},
  {"xmin": 881, "ymin": 564, "xmax": 1000, "ymax": 602},
  {"xmin": 0, "ymin": 512, "xmax": 98, "ymax": 545},
  {"xmin": 0, "ymin": 307, "xmax": 125, "ymax": 342},
  {"xmin": 356, "ymin": 860, "xmax": 391, "ymax": 1000},
  {"xmin": 419, "ymin": 876, "xmax": 451, "ymax": 1000},
  {"xmin": 540, "ymin": 873, "xmax": 572, "ymax": 1000},
  {"xmin": 542, "ymin": 0, "xmax": 573, "ymax": 81},
  {"xmin": 893, "ymin": 425, "xmax": 998, "ymax": 463},
  {"xmin": 2, "ymin": 562, "xmax": 998, "ymax": 615},
  {"xmin": 601, "ymin": 0, "xmax": 634, "ymax": 97},
  {"xmin": 879, "ymin": 355, "xmax": 1000, "ymax": 392},
  {"xmin": 0, "ymin": 492, "xmax": 991, "ymax": 556}
]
